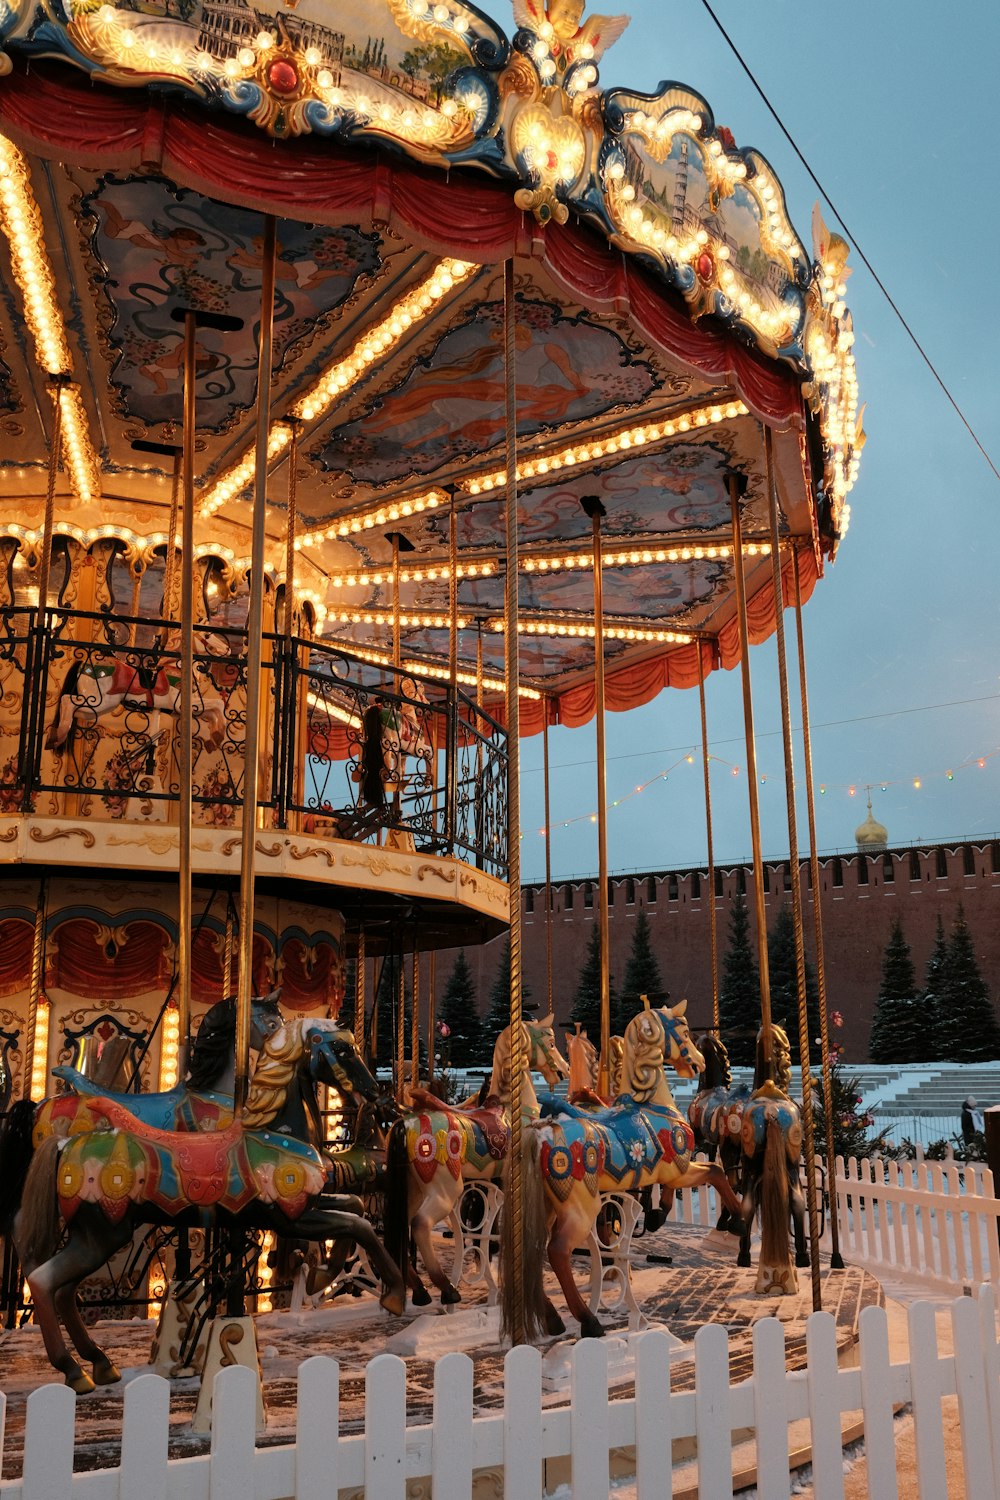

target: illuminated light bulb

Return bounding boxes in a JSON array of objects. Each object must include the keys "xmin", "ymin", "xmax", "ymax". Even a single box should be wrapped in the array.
[
  {"xmin": 317, "ymin": 69, "xmax": 333, "ymax": 88},
  {"xmin": 238, "ymin": 46, "xmax": 255, "ymax": 66},
  {"xmin": 913, "ymin": 779, "xmax": 921, "ymax": 790},
  {"xmin": 120, "ymin": 27, "xmax": 135, "ymax": 45},
  {"xmin": 256, "ymin": 29, "xmax": 274, "ymax": 48},
  {"xmin": 224, "ymin": 56, "xmax": 240, "ymax": 76}
]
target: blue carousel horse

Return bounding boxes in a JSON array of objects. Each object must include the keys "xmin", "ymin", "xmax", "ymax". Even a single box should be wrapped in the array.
[{"xmin": 2, "ymin": 1017, "xmax": 405, "ymax": 1392}]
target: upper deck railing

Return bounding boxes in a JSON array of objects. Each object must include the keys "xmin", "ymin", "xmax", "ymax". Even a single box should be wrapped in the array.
[{"xmin": 0, "ymin": 606, "xmax": 508, "ymax": 878}]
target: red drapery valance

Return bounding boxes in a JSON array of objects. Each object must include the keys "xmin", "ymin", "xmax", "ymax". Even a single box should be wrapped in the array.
[
  {"xmin": 48, "ymin": 917, "xmax": 171, "ymax": 999},
  {"xmin": 0, "ymin": 917, "xmax": 33, "ymax": 997}
]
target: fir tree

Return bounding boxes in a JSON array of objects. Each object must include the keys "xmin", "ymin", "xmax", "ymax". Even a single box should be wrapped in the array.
[
  {"xmin": 766, "ymin": 904, "xmax": 822, "ymax": 1064},
  {"xmin": 921, "ymin": 914, "xmax": 950, "ymax": 1058},
  {"xmin": 939, "ymin": 906, "xmax": 1000, "ymax": 1062},
  {"xmin": 570, "ymin": 923, "xmax": 615, "ymax": 1040},
  {"xmin": 718, "ymin": 891, "xmax": 760, "ymax": 1066},
  {"xmin": 619, "ymin": 907, "xmax": 664, "ymax": 1031},
  {"xmin": 438, "ymin": 950, "xmax": 483, "ymax": 1067},
  {"xmin": 482, "ymin": 937, "xmax": 533, "ymax": 1044},
  {"xmin": 867, "ymin": 918, "xmax": 924, "ymax": 1064},
  {"xmin": 372, "ymin": 952, "xmax": 417, "ymax": 1068}
]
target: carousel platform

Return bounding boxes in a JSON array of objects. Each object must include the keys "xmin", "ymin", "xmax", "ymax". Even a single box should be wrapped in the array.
[{"xmin": 0, "ymin": 1224, "xmax": 881, "ymax": 1488}]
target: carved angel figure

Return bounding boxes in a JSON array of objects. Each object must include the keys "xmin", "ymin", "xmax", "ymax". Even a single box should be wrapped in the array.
[{"xmin": 513, "ymin": 0, "xmax": 630, "ymax": 67}]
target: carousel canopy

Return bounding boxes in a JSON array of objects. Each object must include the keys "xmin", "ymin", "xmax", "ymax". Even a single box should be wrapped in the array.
[{"xmin": 0, "ymin": 0, "xmax": 862, "ymax": 729}]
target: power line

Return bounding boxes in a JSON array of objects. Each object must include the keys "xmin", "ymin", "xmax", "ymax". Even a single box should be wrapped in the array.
[
  {"xmin": 525, "ymin": 692, "xmax": 1000, "ymax": 774},
  {"xmin": 695, "ymin": 0, "xmax": 1000, "ymax": 487}
]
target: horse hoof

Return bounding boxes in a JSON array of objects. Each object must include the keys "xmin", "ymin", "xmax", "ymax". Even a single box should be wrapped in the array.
[
  {"xmin": 580, "ymin": 1315, "xmax": 605, "ymax": 1339},
  {"xmin": 93, "ymin": 1358, "xmax": 122, "ymax": 1386},
  {"xmin": 411, "ymin": 1283, "xmax": 432, "ymax": 1307},
  {"xmin": 644, "ymin": 1210, "xmax": 667, "ymax": 1233},
  {"xmin": 380, "ymin": 1289, "xmax": 406, "ymax": 1317},
  {"xmin": 727, "ymin": 1221, "xmax": 744, "ymax": 1237},
  {"xmin": 66, "ymin": 1367, "xmax": 96, "ymax": 1395},
  {"xmin": 440, "ymin": 1283, "xmax": 462, "ymax": 1306},
  {"xmin": 736, "ymin": 1249, "xmax": 752, "ymax": 1268},
  {"xmin": 545, "ymin": 1307, "xmax": 566, "ymax": 1337},
  {"xmin": 795, "ymin": 1253, "xmax": 810, "ymax": 1268}
]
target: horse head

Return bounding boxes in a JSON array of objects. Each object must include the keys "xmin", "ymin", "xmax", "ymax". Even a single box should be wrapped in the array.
[
  {"xmin": 306, "ymin": 1019, "xmax": 381, "ymax": 1104},
  {"xmin": 524, "ymin": 1013, "xmax": 569, "ymax": 1087},
  {"xmin": 622, "ymin": 999, "xmax": 704, "ymax": 1102},
  {"xmin": 696, "ymin": 1032, "xmax": 732, "ymax": 1092},
  {"xmin": 566, "ymin": 1025, "xmax": 598, "ymax": 1094}
]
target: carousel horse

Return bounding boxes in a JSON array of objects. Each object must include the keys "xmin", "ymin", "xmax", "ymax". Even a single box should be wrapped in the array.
[
  {"xmin": 383, "ymin": 1014, "xmax": 569, "ymax": 1306},
  {"xmin": 735, "ymin": 1024, "xmax": 808, "ymax": 1293},
  {"xmin": 45, "ymin": 628, "xmax": 232, "ymax": 752},
  {"xmin": 688, "ymin": 1032, "xmax": 751, "ymax": 1232},
  {"xmin": 0, "ymin": 993, "xmax": 285, "ymax": 1232},
  {"xmin": 3, "ymin": 1017, "xmax": 406, "ymax": 1392},
  {"xmin": 509, "ymin": 1000, "xmax": 743, "ymax": 1340}
]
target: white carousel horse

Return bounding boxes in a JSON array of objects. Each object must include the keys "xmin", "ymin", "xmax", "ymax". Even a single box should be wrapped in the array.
[{"xmin": 46, "ymin": 628, "xmax": 232, "ymax": 751}]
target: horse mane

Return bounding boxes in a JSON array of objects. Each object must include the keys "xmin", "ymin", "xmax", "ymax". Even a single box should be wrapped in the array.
[
  {"xmin": 609, "ymin": 1035, "xmax": 624, "ymax": 1097},
  {"xmin": 242, "ymin": 1018, "xmax": 308, "ymax": 1129},
  {"xmin": 187, "ymin": 997, "xmax": 235, "ymax": 1090},
  {"xmin": 755, "ymin": 1023, "xmax": 792, "ymax": 1094},
  {"xmin": 621, "ymin": 1008, "xmax": 664, "ymax": 1102},
  {"xmin": 698, "ymin": 1033, "xmax": 732, "ymax": 1092}
]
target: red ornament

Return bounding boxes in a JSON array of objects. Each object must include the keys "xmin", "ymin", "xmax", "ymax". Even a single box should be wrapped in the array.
[
  {"xmin": 266, "ymin": 58, "xmax": 299, "ymax": 95},
  {"xmin": 696, "ymin": 251, "xmax": 714, "ymax": 283}
]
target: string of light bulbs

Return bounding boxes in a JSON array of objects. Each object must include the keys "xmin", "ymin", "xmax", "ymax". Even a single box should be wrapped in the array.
[{"xmin": 538, "ymin": 743, "xmax": 1000, "ymax": 835}]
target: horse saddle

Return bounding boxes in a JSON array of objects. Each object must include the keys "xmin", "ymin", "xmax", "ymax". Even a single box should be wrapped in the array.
[{"xmin": 51, "ymin": 1066, "xmax": 232, "ymax": 1133}]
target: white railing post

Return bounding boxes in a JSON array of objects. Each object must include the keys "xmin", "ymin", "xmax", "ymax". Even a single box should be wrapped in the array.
[
  {"xmin": 908, "ymin": 1300, "xmax": 948, "ymax": 1496},
  {"xmin": 951, "ymin": 1294, "xmax": 997, "ymax": 1496},
  {"xmin": 752, "ymin": 1316, "xmax": 790, "ymax": 1500},
  {"xmin": 209, "ymin": 1365, "xmax": 259, "ymax": 1500},
  {"xmin": 805, "ymin": 1312, "xmax": 845, "ymax": 1500},
  {"xmin": 432, "ymin": 1352, "xmax": 474, "ymax": 1498},
  {"xmin": 693, "ymin": 1322, "xmax": 732, "ymax": 1499},
  {"xmin": 21, "ymin": 1385, "xmax": 74, "ymax": 1500},
  {"xmin": 571, "ymin": 1340, "xmax": 610, "ymax": 1500},
  {"xmin": 120, "ymin": 1374, "xmax": 170, "ymax": 1500},
  {"xmin": 503, "ymin": 1343, "xmax": 543, "ymax": 1500},
  {"xmin": 634, "ymin": 1330, "xmax": 672, "ymax": 1499},
  {"xmin": 295, "ymin": 1355, "xmax": 340, "ymax": 1500},
  {"xmin": 365, "ymin": 1354, "xmax": 406, "ymax": 1500},
  {"xmin": 857, "ymin": 1305, "xmax": 898, "ymax": 1500}
]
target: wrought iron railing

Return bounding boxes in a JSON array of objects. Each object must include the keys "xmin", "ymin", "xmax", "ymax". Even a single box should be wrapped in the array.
[{"xmin": 0, "ymin": 606, "xmax": 508, "ymax": 878}]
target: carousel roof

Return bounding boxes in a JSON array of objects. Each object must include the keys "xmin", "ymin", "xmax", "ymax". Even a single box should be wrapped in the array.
[{"xmin": 0, "ymin": 0, "xmax": 862, "ymax": 729}]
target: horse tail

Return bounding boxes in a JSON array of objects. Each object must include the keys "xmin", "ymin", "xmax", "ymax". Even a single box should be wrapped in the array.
[
  {"xmin": 500, "ymin": 1129, "xmax": 550, "ymax": 1345},
  {"xmin": 758, "ymin": 1117, "xmax": 790, "ymax": 1275},
  {"xmin": 382, "ymin": 1118, "xmax": 411, "ymax": 1302},
  {"xmin": 15, "ymin": 1134, "xmax": 62, "ymax": 1272},
  {"xmin": 0, "ymin": 1098, "xmax": 38, "ymax": 1236}
]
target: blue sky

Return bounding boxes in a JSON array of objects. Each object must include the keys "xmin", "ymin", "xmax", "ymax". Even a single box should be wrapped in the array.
[{"xmin": 492, "ymin": 0, "xmax": 1000, "ymax": 881}]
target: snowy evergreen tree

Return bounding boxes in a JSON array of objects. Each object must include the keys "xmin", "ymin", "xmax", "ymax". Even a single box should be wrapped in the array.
[
  {"xmin": 867, "ymin": 918, "xmax": 924, "ymax": 1063},
  {"xmin": 766, "ymin": 904, "xmax": 822, "ymax": 1064},
  {"xmin": 718, "ymin": 891, "xmax": 760, "ymax": 1066},
  {"xmin": 813, "ymin": 1047, "xmax": 893, "ymax": 1160},
  {"xmin": 619, "ymin": 907, "xmax": 664, "ymax": 1030},
  {"xmin": 438, "ymin": 950, "xmax": 483, "ymax": 1067},
  {"xmin": 939, "ymin": 906, "xmax": 1000, "ymax": 1062},
  {"xmin": 482, "ymin": 937, "xmax": 532, "ymax": 1045},
  {"xmin": 920, "ymin": 914, "xmax": 950, "ymax": 1058},
  {"xmin": 570, "ymin": 923, "xmax": 615, "ymax": 1040}
]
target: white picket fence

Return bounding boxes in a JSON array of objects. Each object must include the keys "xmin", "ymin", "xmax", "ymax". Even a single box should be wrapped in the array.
[
  {"xmin": 833, "ymin": 1155, "xmax": 1000, "ymax": 1293},
  {"xmin": 2, "ymin": 1291, "xmax": 999, "ymax": 1500}
]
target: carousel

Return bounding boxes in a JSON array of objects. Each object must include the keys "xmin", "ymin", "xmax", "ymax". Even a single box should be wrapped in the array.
[{"xmin": 0, "ymin": 0, "xmax": 869, "ymax": 1481}]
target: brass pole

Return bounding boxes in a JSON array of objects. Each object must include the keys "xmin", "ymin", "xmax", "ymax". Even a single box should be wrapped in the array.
[
  {"xmin": 396, "ymin": 939, "xmax": 406, "ymax": 1103},
  {"xmin": 391, "ymin": 534, "xmax": 401, "ymax": 669},
  {"xmin": 728, "ymin": 473, "xmax": 774, "ymax": 1073},
  {"xmin": 278, "ymin": 422, "xmax": 300, "ymax": 830},
  {"xmin": 793, "ymin": 551, "xmax": 844, "ymax": 1269},
  {"xmin": 162, "ymin": 451, "xmax": 182, "ymax": 631},
  {"xmin": 24, "ymin": 378, "xmax": 66, "ymax": 814},
  {"xmin": 222, "ymin": 894, "xmax": 235, "ymax": 1000},
  {"xmin": 582, "ymin": 496, "xmax": 610, "ymax": 1093},
  {"xmin": 177, "ymin": 311, "xmax": 197, "ymax": 1063},
  {"xmin": 427, "ymin": 950, "xmax": 437, "ymax": 1090},
  {"xmin": 355, "ymin": 927, "xmax": 366, "ymax": 1043},
  {"xmin": 283, "ymin": 423, "xmax": 299, "ymax": 643},
  {"xmin": 543, "ymin": 709, "xmax": 554, "ymax": 1016},
  {"xmin": 502, "ymin": 256, "xmax": 527, "ymax": 1345},
  {"xmin": 698, "ymin": 653, "xmax": 720, "ymax": 1031},
  {"xmin": 411, "ymin": 945, "xmax": 420, "ymax": 1090},
  {"xmin": 764, "ymin": 426, "xmax": 822, "ymax": 1312},
  {"xmin": 234, "ymin": 215, "xmax": 277, "ymax": 1115},
  {"xmin": 23, "ymin": 877, "xmax": 46, "ymax": 1096},
  {"xmin": 448, "ymin": 490, "xmax": 459, "ymax": 851}
]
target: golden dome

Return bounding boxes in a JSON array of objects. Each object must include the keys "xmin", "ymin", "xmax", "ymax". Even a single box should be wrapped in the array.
[{"xmin": 855, "ymin": 797, "xmax": 888, "ymax": 850}]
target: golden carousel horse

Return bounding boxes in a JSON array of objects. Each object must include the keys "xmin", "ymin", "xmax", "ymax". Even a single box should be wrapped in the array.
[{"xmin": 507, "ymin": 999, "xmax": 743, "ymax": 1339}]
